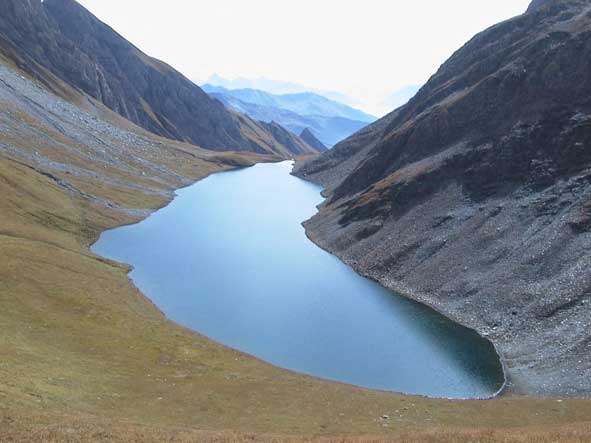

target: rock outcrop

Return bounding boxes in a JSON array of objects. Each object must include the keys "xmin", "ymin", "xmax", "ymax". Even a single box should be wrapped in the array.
[
  {"xmin": 294, "ymin": 0, "xmax": 591, "ymax": 396},
  {"xmin": 0, "ymin": 0, "xmax": 318, "ymax": 156}
]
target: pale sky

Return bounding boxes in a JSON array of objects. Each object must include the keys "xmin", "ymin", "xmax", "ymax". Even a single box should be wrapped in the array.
[{"xmin": 76, "ymin": 0, "xmax": 532, "ymax": 115}]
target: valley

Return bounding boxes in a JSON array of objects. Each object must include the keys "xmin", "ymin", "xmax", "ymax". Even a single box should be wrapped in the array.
[
  {"xmin": 1, "ymin": 0, "xmax": 590, "ymax": 441},
  {"xmin": 91, "ymin": 161, "xmax": 504, "ymax": 400}
]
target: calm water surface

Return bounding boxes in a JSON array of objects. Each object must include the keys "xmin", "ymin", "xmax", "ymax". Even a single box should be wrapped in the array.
[{"xmin": 92, "ymin": 161, "xmax": 504, "ymax": 398}]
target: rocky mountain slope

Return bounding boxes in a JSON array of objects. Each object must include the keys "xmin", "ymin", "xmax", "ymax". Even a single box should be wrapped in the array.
[
  {"xmin": 300, "ymin": 128, "xmax": 328, "ymax": 152},
  {"xmin": 2, "ymin": 14, "xmax": 588, "ymax": 443},
  {"xmin": 295, "ymin": 0, "xmax": 591, "ymax": 396},
  {"xmin": 2, "ymin": 1, "xmax": 591, "ymax": 441},
  {"xmin": 256, "ymin": 120, "xmax": 320, "ymax": 156},
  {"xmin": 0, "ymin": 0, "xmax": 318, "ymax": 157},
  {"xmin": 203, "ymin": 84, "xmax": 374, "ymax": 146},
  {"xmin": 0, "ymin": 48, "xmax": 265, "ymax": 234}
]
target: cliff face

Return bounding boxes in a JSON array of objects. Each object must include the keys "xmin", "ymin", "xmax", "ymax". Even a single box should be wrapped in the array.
[
  {"xmin": 0, "ymin": 0, "xmax": 317, "ymax": 156},
  {"xmin": 295, "ymin": 0, "xmax": 591, "ymax": 396}
]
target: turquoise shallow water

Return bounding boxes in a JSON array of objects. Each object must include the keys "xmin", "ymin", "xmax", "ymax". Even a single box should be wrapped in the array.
[{"xmin": 92, "ymin": 161, "xmax": 504, "ymax": 398}]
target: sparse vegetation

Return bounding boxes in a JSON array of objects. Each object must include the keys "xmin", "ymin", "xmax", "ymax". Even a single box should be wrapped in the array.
[
  {"xmin": 3, "ymin": 410, "xmax": 591, "ymax": 442},
  {"xmin": 0, "ymin": 67, "xmax": 590, "ymax": 443},
  {"xmin": 0, "ymin": 2, "xmax": 590, "ymax": 442}
]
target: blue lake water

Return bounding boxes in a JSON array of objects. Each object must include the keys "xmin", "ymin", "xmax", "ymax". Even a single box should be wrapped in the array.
[{"xmin": 92, "ymin": 161, "xmax": 504, "ymax": 398}]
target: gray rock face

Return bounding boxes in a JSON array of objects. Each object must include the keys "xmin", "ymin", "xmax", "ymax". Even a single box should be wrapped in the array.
[
  {"xmin": 0, "ymin": 0, "xmax": 317, "ymax": 156},
  {"xmin": 527, "ymin": 0, "xmax": 556, "ymax": 12},
  {"xmin": 295, "ymin": 0, "xmax": 591, "ymax": 396}
]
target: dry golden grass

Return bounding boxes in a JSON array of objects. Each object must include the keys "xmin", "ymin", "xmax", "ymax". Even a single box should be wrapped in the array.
[
  {"xmin": 2, "ymin": 410, "xmax": 591, "ymax": 442},
  {"xmin": 0, "ymin": 61, "xmax": 590, "ymax": 443}
]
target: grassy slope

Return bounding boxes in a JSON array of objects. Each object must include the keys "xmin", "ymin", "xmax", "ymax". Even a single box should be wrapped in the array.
[{"xmin": 0, "ymin": 66, "xmax": 590, "ymax": 443}]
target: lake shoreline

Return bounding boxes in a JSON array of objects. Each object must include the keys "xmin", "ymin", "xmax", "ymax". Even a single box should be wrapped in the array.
[
  {"xmin": 292, "ymin": 160, "xmax": 540, "ymax": 398},
  {"xmin": 302, "ymin": 224, "xmax": 509, "ymax": 399},
  {"xmin": 92, "ymin": 160, "xmax": 504, "ymax": 399}
]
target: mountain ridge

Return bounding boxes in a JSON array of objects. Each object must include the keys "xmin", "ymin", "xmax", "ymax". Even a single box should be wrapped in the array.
[
  {"xmin": 300, "ymin": 128, "xmax": 328, "ymax": 152},
  {"xmin": 294, "ymin": 0, "xmax": 591, "ymax": 396},
  {"xmin": 203, "ymin": 84, "xmax": 375, "ymax": 146},
  {"xmin": 203, "ymin": 84, "xmax": 376, "ymax": 123},
  {"xmin": 204, "ymin": 73, "xmax": 358, "ymax": 105},
  {"xmin": 0, "ymin": 0, "xmax": 318, "ymax": 157},
  {"xmin": 2, "ymin": 0, "xmax": 591, "ymax": 439}
]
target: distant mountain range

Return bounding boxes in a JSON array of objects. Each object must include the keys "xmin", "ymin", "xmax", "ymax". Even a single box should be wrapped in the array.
[
  {"xmin": 202, "ymin": 84, "xmax": 377, "ymax": 147},
  {"xmin": 205, "ymin": 74, "xmax": 357, "ymax": 106}
]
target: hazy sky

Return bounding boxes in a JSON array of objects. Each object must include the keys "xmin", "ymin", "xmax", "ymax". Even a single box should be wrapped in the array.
[{"xmin": 77, "ymin": 0, "xmax": 531, "ymax": 115}]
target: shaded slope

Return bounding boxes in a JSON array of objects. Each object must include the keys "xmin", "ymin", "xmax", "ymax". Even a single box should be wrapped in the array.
[
  {"xmin": 295, "ymin": 0, "xmax": 591, "ymax": 396},
  {"xmin": 257, "ymin": 121, "xmax": 319, "ymax": 156},
  {"xmin": 300, "ymin": 128, "xmax": 328, "ymax": 152},
  {"xmin": 0, "ymin": 0, "xmax": 317, "ymax": 156}
]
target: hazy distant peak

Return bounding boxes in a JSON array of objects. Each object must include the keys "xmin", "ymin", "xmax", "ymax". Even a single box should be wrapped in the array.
[
  {"xmin": 202, "ymin": 84, "xmax": 376, "ymax": 123},
  {"xmin": 204, "ymin": 74, "xmax": 359, "ymax": 107},
  {"xmin": 202, "ymin": 84, "xmax": 373, "ymax": 146}
]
